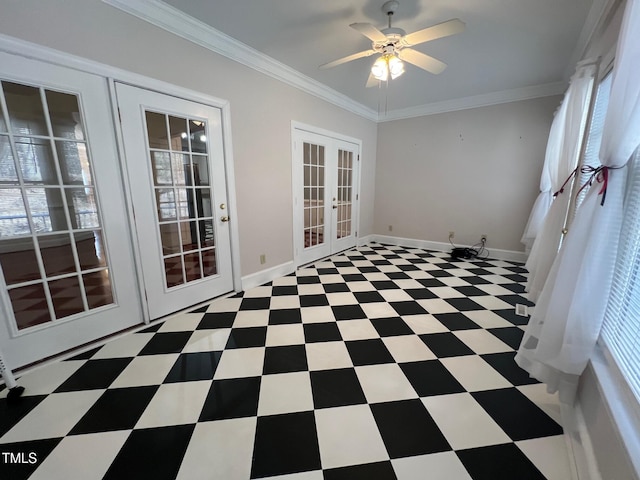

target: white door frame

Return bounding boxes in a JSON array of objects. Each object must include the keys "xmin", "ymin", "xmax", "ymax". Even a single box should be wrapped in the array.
[
  {"xmin": 0, "ymin": 35, "xmax": 243, "ymax": 327},
  {"xmin": 291, "ymin": 121, "xmax": 362, "ymax": 267}
]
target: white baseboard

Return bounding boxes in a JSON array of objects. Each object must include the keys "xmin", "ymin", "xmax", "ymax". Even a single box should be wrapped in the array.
[
  {"xmin": 369, "ymin": 234, "xmax": 528, "ymax": 263},
  {"xmin": 241, "ymin": 261, "xmax": 296, "ymax": 291},
  {"xmin": 561, "ymin": 401, "xmax": 602, "ymax": 480},
  {"xmin": 357, "ymin": 234, "xmax": 375, "ymax": 247}
]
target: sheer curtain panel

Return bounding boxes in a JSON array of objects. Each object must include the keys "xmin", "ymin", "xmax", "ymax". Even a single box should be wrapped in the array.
[
  {"xmin": 516, "ymin": 0, "xmax": 640, "ymax": 402},
  {"xmin": 525, "ymin": 64, "xmax": 596, "ymax": 302}
]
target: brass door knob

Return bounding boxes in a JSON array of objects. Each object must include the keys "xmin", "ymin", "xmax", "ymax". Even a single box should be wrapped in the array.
[{"xmin": 220, "ymin": 216, "xmax": 230, "ymax": 222}]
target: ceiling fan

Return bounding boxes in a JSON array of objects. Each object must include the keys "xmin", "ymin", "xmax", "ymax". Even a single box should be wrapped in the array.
[{"xmin": 319, "ymin": 0, "xmax": 465, "ymax": 87}]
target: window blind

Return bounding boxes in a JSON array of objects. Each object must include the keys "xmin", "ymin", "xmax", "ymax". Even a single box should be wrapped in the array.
[{"xmin": 601, "ymin": 148, "xmax": 640, "ymax": 402}]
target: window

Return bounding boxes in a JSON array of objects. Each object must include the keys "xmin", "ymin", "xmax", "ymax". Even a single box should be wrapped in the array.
[{"xmin": 600, "ymin": 148, "xmax": 640, "ymax": 402}]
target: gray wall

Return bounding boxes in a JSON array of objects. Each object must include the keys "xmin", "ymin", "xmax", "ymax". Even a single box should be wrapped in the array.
[
  {"xmin": 0, "ymin": 0, "xmax": 378, "ymax": 277},
  {"xmin": 374, "ymin": 96, "xmax": 561, "ymax": 251}
]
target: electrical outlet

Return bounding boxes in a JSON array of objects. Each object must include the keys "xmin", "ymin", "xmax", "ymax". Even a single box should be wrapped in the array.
[
  {"xmin": 259, "ymin": 254, "xmax": 266, "ymax": 265},
  {"xmin": 449, "ymin": 231, "xmax": 455, "ymax": 239},
  {"xmin": 481, "ymin": 234, "xmax": 487, "ymax": 242},
  {"xmin": 388, "ymin": 225, "xmax": 393, "ymax": 232}
]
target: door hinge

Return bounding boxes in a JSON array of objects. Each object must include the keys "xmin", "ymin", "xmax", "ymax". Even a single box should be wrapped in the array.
[
  {"xmin": 117, "ymin": 108, "xmax": 121, "ymax": 122},
  {"xmin": 357, "ymin": 154, "xmax": 360, "ymax": 162},
  {"xmin": 356, "ymin": 193, "xmax": 359, "ymax": 201}
]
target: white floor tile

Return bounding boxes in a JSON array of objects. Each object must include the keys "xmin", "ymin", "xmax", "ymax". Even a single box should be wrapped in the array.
[
  {"xmin": 266, "ymin": 324, "xmax": 305, "ymax": 346},
  {"xmin": 157, "ymin": 313, "xmax": 203, "ymax": 332},
  {"xmin": 422, "ymin": 393, "xmax": 510, "ymax": 450},
  {"xmin": 272, "ymin": 276, "xmax": 298, "ymax": 286},
  {"xmin": 297, "ymin": 284, "xmax": 325, "ymax": 295},
  {"xmin": 416, "ymin": 299, "xmax": 458, "ymax": 314},
  {"xmin": 382, "ymin": 335, "xmax": 436, "ymax": 362},
  {"xmin": 482, "ymin": 275, "xmax": 513, "ymax": 285},
  {"xmin": 0, "ymin": 390, "xmax": 104, "ymax": 443},
  {"xmin": 234, "ymin": 310, "xmax": 270, "ymax": 327},
  {"xmin": 360, "ymin": 302, "xmax": 399, "ymax": 319},
  {"xmin": 257, "ymin": 372, "xmax": 313, "ymax": 416},
  {"xmin": 315, "ymin": 405, "xmax": 389, "ymax": 469},
  {"xmin": 517, "ymin": 384, "xmax": 563, "ymax": 425},
  {"xmin": 517, "ymin": 435, "xmax": 573, "ymax": 480},
  {"xmin": 476, "ymin": 284, "xmax": 516, "ymax": 296},
  {"xmin": 176, "ymin": 417, "xmax": 256, "ymax": 480},
  {"xmin": 430, "ymin": 287, "xmax": 466, "ymax": 299},
  {"xmin": 379, "ymin": 289, "xmax": 414, "ymax": 302},
  {"xmin": 403, "ymin": 314, "xmax": 449, "ymax": 334},
  {"xmin": 243, "ymin": 286, "xmax": 273, "ymax": 298},
  {"xmin": 182, "ymin": 329, "xmax": 231, "ymax": 353},
  {"xmin": 91, "ymin": 333, "xmax": 155, "ymax": 359},
  {"xmin": 463, "ymin": 310, "xmax": 514, "ymax": 328},
  {"xmin": 453, "ymin": 329, "xmax": 512, "ymax": 354},
  {"xmin": 305, "ymin": 342, "xmax": 353, "ymax": 371},
  {"xmin": 135, "ymin": 380, "xmax": 211, "ymax": 429},
  {"xmin": 300, "ymin": 306, "xmax": 336, "ymax": 324},
  {"xmin": 392, "ymin": 451, "xmax": 473, "ymax": 480},
  {"xmin": 111, "ymin": 354, "xmax": 179, "ymax": 388},
  {"xmin": 356, "ymin": 364, "xmax": 418, "ymax": 403},
  {"xmin": 345, "ymin": 281, "xmax": 375, "ymax": 292},
  {"xmin": 206, "ymin": 297, "xmax": 242, "ymax": 312},
  {"xmin": 337, "ymin": 319, "xmax": 379, "ymax": 340},
  {"xmin": 471, "ymin": 296, "xmax": 514, "ymax": 310},
  {"xmin": 270, "ymin": 296, "xmax": 301, "ymax": 309},
  {"xmin": 29, "ymin": 431, "xmax": 130, "ymax": 480},
  {"xmin": 440, "ymin": 356, "xmax": 512, "ymax": 391},
  {"xmin": 363, "ymin": 272, "xmax": 389, "ymax": 281},
  {"xmin": 393, "ymin": 279, "xmax": 425, "ymax": 290},
  {"xmin": 260, "ymin": 471, "xmax": 324, "ymax": 480},
  {"xmin": 0, "ymin": 361, "xmax": 83, "ymax": 398},
  {"xmin": 437, "ymin": 276, "xmax": 472, "ymax": 287},
  {"xmin": 325, "ymin": 292, "xmax": 358, "ymax": 306},
  {"xmin": 319, "ymin": 274, "xmax": 345, "ymax": 284},
  {"xmin": 214, "ymin": 347, "xmax": 265, "ymax": 380}
]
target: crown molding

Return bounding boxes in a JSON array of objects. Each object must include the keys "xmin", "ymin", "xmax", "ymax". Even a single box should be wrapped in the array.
[
  {"xmin": 101, "ymin": 0, "xmax": 378, "ymax": 122},
  {"xmin": 378, "ymin": 81, "xmax": 566, "ymax": 122}
]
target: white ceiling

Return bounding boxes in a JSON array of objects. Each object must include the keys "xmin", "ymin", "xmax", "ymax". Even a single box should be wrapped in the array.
[{"xmin": 155, "ymin": 0, "xmax": 595, "ymax": 118}]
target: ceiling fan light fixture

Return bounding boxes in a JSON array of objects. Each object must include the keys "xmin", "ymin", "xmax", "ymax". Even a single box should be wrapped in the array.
[{"xmin": 371, "ymin": 54, "xmax": 404, "ymax": 81}]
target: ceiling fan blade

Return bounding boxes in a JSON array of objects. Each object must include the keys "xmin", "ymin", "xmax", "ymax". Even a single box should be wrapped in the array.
[
  {"xmin": 403, "ymin": 18, "xmax": 465, "ymax": 46},
  {"xmin": 398, "ymin": 48, "xmax": 447, "ymax": 75},
  {"xmin": 366, "ymin": 72, "xmax": 379, "ymax": 88},
  {"xmin": 319, "ymin": 49, "xmax": 377, "ymax": 69},
  {"xmin": 350, "ymin": 22, "xmax": 388, "ymax": 43}
]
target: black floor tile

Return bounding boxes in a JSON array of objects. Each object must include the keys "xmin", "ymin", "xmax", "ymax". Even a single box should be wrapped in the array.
[
  {"xmin": 497, "ymin": 295, "xmax": 535, "ymax": 307},
  {"xmin": 429, "ymin": 270, "xmax": 453, "ymax": 278},
  {"xmin": 272, "ymin": 285, "xmax": 298, "ymax": 296},
  {"xmin": 419, "ymin": 333, "xmax": 474, "ymax": 358},
  {"xmin": 251, "ymin": 412, "xmax": 321, "ymax": 478},
  {"xmin": 461, "ymin": 276, "xmax": 492, "ymax": 285},
  {"xmin": 494, "ymin": 309, "xmax": 530, "ymax": 326},
  {"xmin": 300, "ymin": 295, "xmax": 330, "ymax": 307},
  {"xmin": 240, "ymin": 297, "xmax": 271, "ymax": 310},
  {"xmin": 324, "ymin": 283, "xmax": 350, "ymax": 293},
  {"xmin": 138, "ymin": 332, "xmax": 192, "ymax": 356},
  {"xmin": 317, "ymin": 268, "xmax": 339, "ymax": 275},
  {"xmin": 417, "ymin": 279, "xmax": 446, "ymax": 288},
  {"xmin": 103, "ymin": 424, "xmax": 195, "ymax": 480},
  {"xmin": 69, "ymin": 386, "xmax": 158, "ymax": 434},
  {"xmin": 444, "ymin": 298, "xmax": 484, "ymax": 311},
  {"xmin": 481, "ymin": 352, "xmax": 539, "ymax": 386},
  {"xmin": 434, "ymin": 312, "xmax": 481, "ymax": 331},
  {"xmin": 345, "ymin": 339, "xmax": 395, "ymax": 366},
  {"xmin": 196, "ymin": 312, "xmax": 236, "ymax": 329},
  {"xmin": 332, "ymin": 305, "xmax": 367, "ymax": 320},
  {"xmin": 310, "ymin": 368, "xmax": 366, "ymax": 409},
  {"xmin": 390, "ymin": 301, "xmax": 428, "ymax": 316},
  {"xmin": 354, "ymin": 291, "xmax": 386, "ymax": 303},
  {"xmin": 263, "ymin": 345, "xmax": 308, "ymax": 374},
  {"xmin": 198, "ymin": 377, "xmax": 261, "ymax": 421},
  {"xmin": 453, "ymin": 286, "xmax": 487, "ymax": 297},
  {"xmin": 189, "ymin": 305, "xmax": 209, "ymax": 313},
  {"xmin": 472, "ymin": 388, "xmax": 563, "ymax": 441},
  {"xmin": 405, "ymin": 288, "xmax": 438, "ymax": 300},
  {"xmin": 488, "ymin": 327, "xmax": 524, "ymax": 350},
  {"xmin": 502, "ymin": 283, "xmax": 527, "ymax": 294},
  {"xmin": 323, "ymin": 461, "xmax": 398, "ymax": 480},
  {"xmin": 370, "ymin": 317, "xmax": 414, "ymax": 337},
  {"xmin": 55, "ymin": 358, "xmax": 133, "ymax": 392},
  {"xmin": 0, "ymin": 437, "xmax": 62, "ymax": 480},
  {"xmin": 400, "ymin": 360, "xmax": 465, "ymax": 396},
  {"xmin": 225, "ymin": 327, "xmax": 268, "ymax": 349},
  {"xmin": 371, "ymin": 281, "xmax": 400, "ymax": 290},
  {"xmin": 297, "ymin": 275, "xmax": 321, "ymax": 284},
  {"xmin": 303, "ymin": 322, "xmax": 342, "ymax": 343},
  {"xmin": 64, "ymin": 345, "xmax": 102, "ymax": 361},
  {"xmin": 269, "ymin": 309, "xmax": 303, "ymax": 325},
  {"xmin": 456, "ymin": 443, "xmax": 546, "ymax": 480},
  {"xmin": 387, "ymin": 272, "xmax": 410, "ymax": 280},
  {"xmin": 163, "ymin": 351, "xmax": 223, "ymax": 383},
  {"xmin": 342, "ymin": 274, "xmax": 367, "ymax": 282},
  {"xmin": 0, "ymin": 395, "xmax": 47, "ymax": 437},
  {"xmin": 371, "ymin": 399, "xmax": 451, "ymax": 458},
  {"xmin": 504, "ymin": 274, "xmax": 528, "ymax": 283}
]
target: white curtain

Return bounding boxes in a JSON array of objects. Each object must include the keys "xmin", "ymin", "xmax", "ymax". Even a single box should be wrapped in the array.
[
  {"xmin": 521, "ymin": 105, "xmax": 565, "ymax": 251},
  {"xmin": 525, "ymin": 64, "xmax": 597, "ymax": 302},
  {"xmin": 516, "ymin": 0, "xmax": 640, "ymax": 403}
]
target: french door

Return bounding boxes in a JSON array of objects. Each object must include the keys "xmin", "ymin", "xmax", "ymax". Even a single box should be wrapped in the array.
[
  {"xmin": 116, "ymin": 84, "xmax": 233, "ymax": 320},
  {"xmin": 0, "ymin": 54, "xmax": 142, "ymax": 369},
  {"xmin": 293, "ymin": 127, "xmax": 360, "ymax": 265}
]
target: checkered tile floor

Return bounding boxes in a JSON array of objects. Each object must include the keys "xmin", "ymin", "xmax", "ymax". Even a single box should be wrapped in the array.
[{"xmin": 0, "ymin": 244, "xmax": 572, "ymax": 480}]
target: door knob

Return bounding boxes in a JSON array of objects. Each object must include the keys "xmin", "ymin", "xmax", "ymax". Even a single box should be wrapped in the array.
[{"xmin": 220, "ymin": 216, "xmax": 230, "ymax": 222}]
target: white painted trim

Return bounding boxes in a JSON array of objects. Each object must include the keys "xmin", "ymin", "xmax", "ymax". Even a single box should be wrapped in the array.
[
  {"xmin": 241, "ymin": 262, "xmax": 296, "ymax": 291},
  {"xmin": 357, "ymin": 235, "xmax": 375, "ymax": 247},
  {"xmin": 371, "ymin": 234, "xmax": 528, "ymax": 263},
  {"xmin": 101, "ymin": 0, "xmax": 377, "ymax": 122},
  {"xmin": 378, "ymin": 82, "xmax": 567, "ymax": 122},
  {"xmin": 101, "ymin": 1, "xmax": 568, "ymax": 123},
  {"xmin": 561, "ymin": 401, "xmax": 603, "ymax": 480}
]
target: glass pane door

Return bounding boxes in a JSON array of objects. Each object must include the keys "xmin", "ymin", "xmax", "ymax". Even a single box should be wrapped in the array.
[
  {"xmin": 336, "ymin": 149, "xmax": 353, "ymax": 240},
  {"xmin": 0, "ymin": 81, "xmax": 113, "ymax": 331},
  {"xmin": 303, "ymin": 142, "xmax": 325, "ymax": 249}
]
